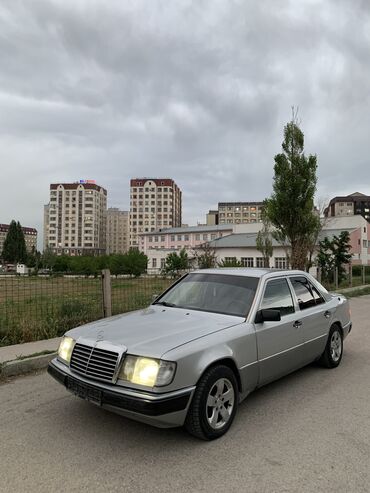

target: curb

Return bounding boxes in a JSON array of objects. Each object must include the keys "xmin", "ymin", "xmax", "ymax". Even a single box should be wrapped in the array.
[{"xmin": 0, "ymin": 352, "xmax": 57, "ymax": 378}]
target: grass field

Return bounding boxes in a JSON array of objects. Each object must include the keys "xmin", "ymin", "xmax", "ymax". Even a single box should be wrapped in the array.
[{"xmin": 0, "ymin": 276, "xmax": 173, "ymax": 347}]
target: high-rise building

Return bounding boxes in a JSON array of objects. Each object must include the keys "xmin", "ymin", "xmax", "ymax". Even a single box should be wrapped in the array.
[
  {"xmin": 106, "ymin": 208, "xmax": 130, "ymax": 254},
  {"xmin": 129, "ymin": 178, "xmax": 182, "ymax": 248},
  {"xmin": 0, "ymin": 223, "xmax": 38, "ymax": 255},
  {"xmin": 217, "ymin": 202, "xmax": 263, "ymax": 224},
  {"xmin": 324, "ymin": 192, "xmax": 370, "ymax": 222},
  {"xmin": 44, "ymin": 181, "xmax": 107, "ymax": 255}
]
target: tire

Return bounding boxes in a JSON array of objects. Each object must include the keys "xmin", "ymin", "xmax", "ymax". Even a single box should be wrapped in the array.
[
  {"xmin": 185, "ymin": 365, "xmax": 239, "ymax": 440},
  {"xmin": 319, "ymin": 325, "xmax": 343, "ymax": 368}
]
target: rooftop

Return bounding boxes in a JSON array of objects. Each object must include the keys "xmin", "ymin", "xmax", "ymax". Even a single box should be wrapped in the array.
[{"xmin": 140, "ymin": 224, "xmax": 234, "ymax": 236}]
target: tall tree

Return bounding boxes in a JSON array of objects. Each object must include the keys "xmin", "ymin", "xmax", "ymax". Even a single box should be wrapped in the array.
[
  {"xmin": 1, "ymin": 220, "xmax": 27, "ymax": 263},
  {"xmin": 256, "ymin": 219, "xmax": 273, "ymax": 268},
  {"xmin": 264, "ymin": 113, "xmax": 319, "ymax": 270}
]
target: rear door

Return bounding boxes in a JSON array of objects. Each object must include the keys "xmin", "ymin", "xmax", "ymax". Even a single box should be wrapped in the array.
[
  {"xmin": 288, "ymin": 276, "xmax": 331, "ymax": 364},
  {"xmin": 255, "ymin": 277, "xmax": 304, "ymax": 385}
]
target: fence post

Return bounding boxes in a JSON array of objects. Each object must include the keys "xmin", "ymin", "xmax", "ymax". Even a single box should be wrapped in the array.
[
  {"xmin": 362, "ymin": 265, "xmax": 366, "ymax": 286},
  {"xmin": 349, "ymin": 262, "xmax": 352, "ymax": 287},
  {"xmin": 334, "ymin": 267, "xmax": 339, "ymax": 290},
  {"xmin": 101, "ymin": 269, "xmax": 112, "ymax": 318}
]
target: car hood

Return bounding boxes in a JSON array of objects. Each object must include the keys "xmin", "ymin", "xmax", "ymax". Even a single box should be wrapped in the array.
[{"xmin": 66, "ymin": 305, "xmax": 244, "ymax": 359}]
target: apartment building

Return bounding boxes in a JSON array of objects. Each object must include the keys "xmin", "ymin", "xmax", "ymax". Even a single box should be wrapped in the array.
[
  {"xmin": 324, "ymin": 192, "xmax": 370, "ymax": 222},
  {"xmin": 0, "ymin": 223, "xmax": 37, "ymax": 254},
  {"xmin": 44, "ymin": 181, "xmax": 107, "ymax": 255},
  {"xmin": 129, "ymin": 178, "xmax": 182, "ymax": 248},
  {"xmin": 206, "ymin": 202, "xmax": 264, "ymax": 225},
  {"xmin": 106, "ymin": 208, "xmax": 130, "ymax": 254}
]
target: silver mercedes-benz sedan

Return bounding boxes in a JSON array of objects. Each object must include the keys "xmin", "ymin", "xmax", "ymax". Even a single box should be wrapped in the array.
[{"xmin": 48, "ymin": 268, "xmax": 352, "ymax": 440}]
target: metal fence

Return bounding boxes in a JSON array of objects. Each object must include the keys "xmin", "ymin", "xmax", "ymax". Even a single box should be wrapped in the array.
[
  {"xmin": 0, "ymin": 272, "xmax": 173, "ymax": 347},
  {"xmin": 318, "ymin": 264, "xmax": 370, "ymax": 290}
]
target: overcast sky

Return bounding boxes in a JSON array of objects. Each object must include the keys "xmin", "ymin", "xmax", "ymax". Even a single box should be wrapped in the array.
[{"xmin": 1, "ymin": 0, "xmax": 369, "ymax": 248}]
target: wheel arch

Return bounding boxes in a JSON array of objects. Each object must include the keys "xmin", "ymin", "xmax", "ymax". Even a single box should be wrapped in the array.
[{"xmin": 198, "ymin": 357, "xmax": 242, "ymax": 393}]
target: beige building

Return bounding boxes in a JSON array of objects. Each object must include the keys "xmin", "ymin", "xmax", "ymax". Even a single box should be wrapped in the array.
[
  {"xmin": 44, "ymin": 182, "xmax": 107, "ymax": 255},
  {"xmin": 106, "ymin": 208, "xmax": 130, "ymax": 254},
  {"xmin": 325, "ymin": 192, "xmax": 370, "ymax": 222},
  {"xmin": 218, "ymin": 202, "xmax": 263, "ymax": 224},
  {"xmin": 0, "ymin": 223, "xmax": 38, "ymax": 254},
  {"xmin": 206, "ymin": 202, "xmax": 264, "ymax": 225},
  {"xmin": 129, "ymin": 178, "xmax": 182, "ymax": 248}
]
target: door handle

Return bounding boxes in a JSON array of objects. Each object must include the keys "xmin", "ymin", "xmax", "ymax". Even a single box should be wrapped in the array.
[
  {"xmin": 324, "ymin": 310, "xmax": 331, "ymax": 319},
  {"xmin": 293, "ymin": 320, "xmax": 302, "ymax": 328}
]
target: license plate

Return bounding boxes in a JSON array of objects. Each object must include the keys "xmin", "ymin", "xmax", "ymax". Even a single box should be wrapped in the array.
[{"xmin": 67, "ymin": 378, "xmax": 102, "ymax": 405}]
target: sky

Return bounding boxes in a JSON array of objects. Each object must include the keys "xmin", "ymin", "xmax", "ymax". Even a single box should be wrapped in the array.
[{"xmin": 0, "ymin": 0, "xmax": 369, "ymax": 249}]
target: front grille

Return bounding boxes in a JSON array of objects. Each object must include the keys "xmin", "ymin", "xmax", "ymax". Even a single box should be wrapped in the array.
[{"xmin": 70, "ymin": 342, "xmax": 120, "ymax": 383}]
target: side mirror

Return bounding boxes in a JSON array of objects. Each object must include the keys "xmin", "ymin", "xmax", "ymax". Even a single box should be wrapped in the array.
[{"xmin": 255, "ymin": 309, "xmax": 281, "ymax": 323}]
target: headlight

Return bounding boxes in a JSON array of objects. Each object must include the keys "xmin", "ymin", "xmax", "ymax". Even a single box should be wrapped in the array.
[
  {"xmin": 119, "ymin": 356, "xmax": 176, "ymax": 387},
  {"xmin": 57, "ymin": 336, "xmax": 75, "ymax": 365}
]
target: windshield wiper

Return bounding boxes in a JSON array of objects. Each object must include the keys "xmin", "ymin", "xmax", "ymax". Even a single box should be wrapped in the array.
[{"xmin": 153, "ymin": 301, "xmax": 178, "ymax": 307}]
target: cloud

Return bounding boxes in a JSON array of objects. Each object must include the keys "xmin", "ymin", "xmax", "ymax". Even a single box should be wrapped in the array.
[{"xmin": 0, "ymin": 0, "xmax": 369, "ymax": 248}]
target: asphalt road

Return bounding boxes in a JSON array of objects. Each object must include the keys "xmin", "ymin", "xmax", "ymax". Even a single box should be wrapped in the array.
[{"xmin": 1, "ymin": 295, "xmax": 370, "ymax": 493}]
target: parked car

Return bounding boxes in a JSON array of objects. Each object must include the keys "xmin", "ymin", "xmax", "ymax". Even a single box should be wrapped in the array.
[{"xmin": 48, "ymin": 268, "xmax": 352, "ymax": 440}]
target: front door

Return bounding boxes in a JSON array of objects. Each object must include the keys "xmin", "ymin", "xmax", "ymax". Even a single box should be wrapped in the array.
[{"xmin": 255, "ymin": 277, "xmax": 304, "ymax": 385}]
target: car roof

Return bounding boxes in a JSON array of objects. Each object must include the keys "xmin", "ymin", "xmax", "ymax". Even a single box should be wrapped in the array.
[{"xmin": 191, "ymin": 268, "xmax": 308, "ymax": 279}]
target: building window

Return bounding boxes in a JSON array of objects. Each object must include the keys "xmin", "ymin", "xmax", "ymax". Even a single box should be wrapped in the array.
[
  {"xmin": 152, "ymin": 258, "xmax": 157, "ymax": 268},
  {"xmin": 171, "ymin": 235, "xmax": 175, "ymax": 241},
  {"xmin": 155, "ymin": 236, "xmax": 158, "ymax": 242},
  {"xmin": 203, "ymin": 234, "xmax": 208, "ymax": 241},
  {"xmin": 241, "ymin": 257, "xmax": 254, "ymax": 267},
  {"xmin": 160, "ymin": 258, "xmax": 165, "ymax": 269},
  {"xmin": 195, "ymin": 234, "xmax": 200, "ymax": 240},
  {"xmin": 256, "ymin": 257, "xmax": 265, "ymax": 268},
  {"xmin": 184, "ymin": 235, "xmax": 189, "ymax": 241},
  {"xmin": 177, "ymin": 235, "xmax": 182, "ymax": 241},
  {"xmin": 161, "ymin": 236, "xmax": 165, "ymax": 242},
  {"xmin": 275, "ymin": 257, "xmax": 287, "ymax": 269},
  {"xmin": 224, "ymin": 257, "xmax": 237, "ymax": 263}
]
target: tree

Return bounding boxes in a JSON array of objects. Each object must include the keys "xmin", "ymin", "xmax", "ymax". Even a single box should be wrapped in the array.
[
  {"xmin": 218, "ymin": 258, "xmax": 242, "ymax": 267},
  {"xmin": 316, "ymin": 231, "xmax": 352, "ymax": 284},
  {"xmin": 27, "ymin": 247, "xmax": 42, "ymax": 270},
  {"xmin": 1, "ymin": 220, "xmax": 27, "ymax": 263},
  {"xmin": 41, "ymin": 247, "xmax": 57, "ymax": 270},
  {"xmin": 162, "ymin": 248, "xmax": 190, "ymax": 277},
  {"xmin": 122, "ymin": 249, "xmax": 148, "ymax": 277},
  {"xmin": 192, "ymin": 243, "xmax": 218, "ymax": 269},
  {"xmin": 264, "ymin": 112, "xmax": 319, "ymax": 270},
  {"xmin": 256, "ymin": 219, "xmax": 273, "ymax": 268}
]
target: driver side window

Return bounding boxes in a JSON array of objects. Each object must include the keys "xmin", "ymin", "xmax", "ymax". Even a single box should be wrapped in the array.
[{"xmin": 261, "ymin": 278, "xmax": 295, "ymax": 316}]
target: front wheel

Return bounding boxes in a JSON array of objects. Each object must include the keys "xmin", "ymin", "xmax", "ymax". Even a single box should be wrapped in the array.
[
  {"xmin": 319, "ymin": 325, "xmax": 343, "ymax": 368},
  {"xmin": 185, "ymin": 365, "xmax": 238, "ymax": 440}
]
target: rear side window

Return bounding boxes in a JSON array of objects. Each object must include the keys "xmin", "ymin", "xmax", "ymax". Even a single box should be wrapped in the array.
[
  {"xmin": 261, "ymin": 278, "xmax": 295, "ymax": 316},
  {"xmin": 290, "ymin": 276, "xmax": 325, "ymax": 310}
]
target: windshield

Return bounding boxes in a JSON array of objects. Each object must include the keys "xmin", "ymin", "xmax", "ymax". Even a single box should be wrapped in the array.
[{"xmin": 154, "ymin": 273, "xmax": 259, "ymax": 317}]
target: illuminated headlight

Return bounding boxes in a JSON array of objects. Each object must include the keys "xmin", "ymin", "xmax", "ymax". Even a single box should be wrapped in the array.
[
  {"xmin": 119, "ymin": 356, "xmax": 176, "ymax": 387},
  {"xmin": 57, "ymin": 336, "xmax": 76, "ymax": 365}
]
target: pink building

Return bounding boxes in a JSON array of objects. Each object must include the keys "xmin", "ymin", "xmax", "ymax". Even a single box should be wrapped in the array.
[{"xmin": 139, "ymin": 224, "xmax": 234, "ymax": 254}]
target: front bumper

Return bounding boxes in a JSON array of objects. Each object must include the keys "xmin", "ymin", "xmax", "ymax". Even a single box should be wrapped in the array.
[{"xmin": 48, "ymin": 358, "xmax": 195, "ymax": 428}]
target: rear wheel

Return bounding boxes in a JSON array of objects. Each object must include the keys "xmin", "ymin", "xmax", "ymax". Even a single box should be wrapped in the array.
[
  {"xmin": 319, "ymin": 325, "xmax": 343, "ymax": 368},
  {"xmin": 185, "ymin": 365, "xmax": 238, "ymax": 440}
]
